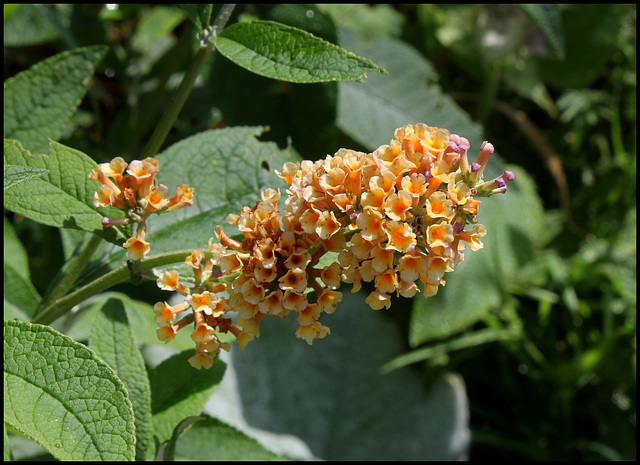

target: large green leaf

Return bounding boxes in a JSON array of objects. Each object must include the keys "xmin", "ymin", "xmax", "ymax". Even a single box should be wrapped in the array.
[
  {"xmin": 3, "ymin": 139, "xmax": 126, "ymax": 244},
  {"xmin": 174, "ymin": 415, "xmax": 284, "ymax": 461},
  {"xmin": 3, "ymin": 217, "xmax": 41, "ymax": 320},
  {"xmin": 3, "ymin": 320, "xmax": 136, "ymax": 461},
  {"xmin": 213, "ymin": 20, "xmax": 387, "ymax": 83},
  {"xmin": 3, "ymin": 45, "xmax": 108, "ymax": 154},
  {"xmin": 3, "ymin": 165, "xmax": 49, "ymax": 192},
  {"xmin": 336, "ymin": 27, "xmax": 483, "ymax": 152},
  {"xmin": 206, "ymin": 291, "xmax": 470, "ymax": 460},
  {"xmin": 89, "ymin": 299, "xmax": 153, "ymax": 460},
  {"xmin": 409, "ymin": 165, "xmax": 545, "ymax": 346}
]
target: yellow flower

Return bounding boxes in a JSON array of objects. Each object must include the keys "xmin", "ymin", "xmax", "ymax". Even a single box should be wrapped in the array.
[
  {"xmin": 425, "ymin": 221, "xmax": 454, "ymax": 249},
  {"xmin": 191, "ymin": 322, "xmax": 217, "ymax": 345},
  {"xmin": 145, "ymin": 183, "xmax": 170, "ymax": 212},
  {"xmin": 297, "ymin": 303, "xmax": 322, "ymax": 326},
  {"xmin": 370, "ymin": 244, "xmax": 395, "ymax": 273},
  {"xmin": 279, "ymin": 268, "xmax": 308, "ymax": 294},
  {"xmin": 316, "ymin": 289, "xmax": 343, "ymax": 314},
  {"xmin": 157, "ymin": 324, "xmax": 178, "ymax": 343},
  {"xmin": 356, "ymin": 208, "xmax": 384, "ymax": 242},
  {"xmin": 281, "ymin": 289, "xmax": 308, "ymax": 312},
  {"xmin": 154, "ymin": 301, "xmax": 177, "ymax": 327},
  {"xmin": 400, "ymin": 172, "xmax": 427, "ymax": 199},
  {"xmin": 425, "ymin": 191, "xmax": 455, "ymax": 219},
  {"xmin": 295, "ymin": 321, "xmax": 330, "ymax": 345},
  {"xmin": 395, "ymin": 254, "xmax": 422, "ymax": 283},
  {"xmin": 188, "ymin": 349, "xmax": 214, "ymax": 370},
  {"xmin": 258, "ymin": 289, "xmax": 289, "ymax": 317},
  {"xmin": 384, "ymin": 220, "xmax": 416, "ymax": 253},
  {"xmin": 166, "ymin": 184, "xmax": 194, "ymax": 212},
  {"xmin": 320, "ymin": 262, "xmax": 343, "ymax": 290},
  {"xmin": 123, "ymin": 236, "xmax": 150, "ymax": 261},
  {"xmin": 126, "ymin": 158, "xmax": 159, "ymax": 198},
  {"xmin": 365, "ymin": 289, "xmax": 391, "ymax": 310},
  {"xmin": 316, "ymin": 210, "xmax": 342, "ymax": 239},
  {"xmin": 375, "ymin": 270, "xmax": 399, "ymax": 295}
]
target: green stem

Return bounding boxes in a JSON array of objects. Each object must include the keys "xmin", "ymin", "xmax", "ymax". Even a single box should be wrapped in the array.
[
  {"xmin": 140, "ymin": 43, "xmax": 214, "ymax": 158},
  {"xmin": 38, "ymin": 233, "xmax": 103, "ymax": 311},
  {"xmin": 31, "ymin": 249, "xmax": 199, "ymax": 326},
  {"xmin": 140, "ymin": 4, "xmax": 236, "ymax": 158}
]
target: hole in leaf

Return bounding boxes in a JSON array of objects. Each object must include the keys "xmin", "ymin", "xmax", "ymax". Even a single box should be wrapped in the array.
[{"xmin": 261, "ymin": 160, "xmax": 270, "ymax": 172}]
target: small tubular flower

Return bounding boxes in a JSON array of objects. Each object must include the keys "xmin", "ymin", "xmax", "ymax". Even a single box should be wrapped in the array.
[{"xmin": 123, "ymin": 236, "xmax": 150, "ymax": 261}]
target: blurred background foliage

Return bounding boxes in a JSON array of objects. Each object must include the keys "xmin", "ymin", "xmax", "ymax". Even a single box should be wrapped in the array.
[{"xmin": 4, "ymin": 4, "xmax": 636, "ymax": 460}]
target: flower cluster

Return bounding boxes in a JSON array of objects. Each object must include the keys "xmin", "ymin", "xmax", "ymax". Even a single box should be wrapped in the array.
[
  {"xmin": 89, "ymin": 157, "xmax": 194, "ymax": 260},
  {"xmin": 152, "ymin": 123, "xmax": 514, "ymax": 369},
  {"xmin": 278, "ymin": 123, "xmax": 514, "ymax": 310}
]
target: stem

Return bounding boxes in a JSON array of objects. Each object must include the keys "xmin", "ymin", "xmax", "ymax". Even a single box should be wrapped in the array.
[
  {"xmin": 140, "ymin": 4, "xmax": 236, "ymax": 158},
  {"xmin": 31, "ymin": 249, "xmax": 201, "ymax": 326},
  {"xmin": 140, "ymin": 44, "xmax": 213, "ymax": 158},
  {"xmin": 39, "ymin": 233, "xmax": 103, "ymax": 311}
]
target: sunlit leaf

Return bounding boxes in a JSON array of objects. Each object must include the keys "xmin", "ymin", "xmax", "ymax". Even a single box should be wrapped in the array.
[
  {"xmin": 3, "ymin": 320, "xmax": 136, "ymax": 461},
  {"xmin": 3, "ymin": 139, "xmax": 126, "ymax": 244},
  {"xmin": 213, "ymin": 20, "xmax": 387, "ymax": 83}
]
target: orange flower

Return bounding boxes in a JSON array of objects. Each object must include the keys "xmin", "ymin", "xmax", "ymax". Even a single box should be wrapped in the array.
[
  {"xmin": 295, "ymin": 321, "xmax": 330, "ymax": 345},
  {"xmin": 188, "ymin": 349, "xmax": 214, "ymax": 370},
  {"xmin": 375, "ymin": 270, "xmax": 399, "ymax": 294},
  {"xmin": 384, "ymin": 220, "xmax": 416, "ymax": 253},
  {"xmin": 316, "ymin": 210, "xmax": 342, "ymax": 239},
  {"xmin": 425, "ymin": 191, "xmax": 455, "ymax": 219},
  {"xmin": 356, "ymin": 208, "xmax": 384, "ymax": 242},
  {"xmin": 166, "ymin": 184, "xmax": 194, "ymax": 212},
  {"xmin": 279, "ymin": 268, "xmax": 308, "ymax": 294},
  {"xmin": 425, "ymin": 221, "xmax": 454, "ymax": 249},
  {"xmin": 365, "ymin": 289, "xmax": 391, "ymax": 310},
  {"xmin": 316, "ymin": 288, "xmax": 343, "ymax": 314},
  {"xmin": 123, "ymin": 236, "xmax": 150, "ymax": 261},
  {"xmin": 126, "ymin": 158, "xmax": 158, "ymax": 198}
]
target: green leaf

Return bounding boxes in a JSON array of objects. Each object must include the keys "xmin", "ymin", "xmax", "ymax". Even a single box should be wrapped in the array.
[
  {"xmin": 409, "ymin": 166, "xmax": 545, "ymax": 346},
  {"xmin": 174, "ymin": 415, "xmax": 284, "ymax": 461},
  {"xmin": 213, "ymin": 20, "xmax": 387, "ymax": 83},
  {"xmin": 3, "ymin": 4, "xmax": 60, "ymax": 47},
  {"xmin": 3, "ymin": 217, "xmax": 41, "ymax": 320},
  {"xmin": 64, "ymin": 291, "xmax": 195, "ymax": 351},
  {"xmin": 3, "ymin": 164, "xmax": 49, "ymax": 192},
  {"xmin": 336, "ymin": 28, "xmax": 483, "ymax": 152},
  {"xmin": 149, "ymin": 350, "xmax": 226, "ymax": 443},
  {"xmin": 3, "ymin": 320, "xmax": 136, "ymax": 461},
  {"xmin": 537, "ymin": 4, "xmax": 626, "ymax": 89},
  {"xmin": 181, "ymin": 4, "xmax": 213, "ymax": 31},
  {"xmin": 207, "ymin": 291, "xmax": 469, "ymax": 460},
  {"xmin": 3, "ymin": 139, "xmax": 126, "ymax": 244},
  {"xmin": 3, "ymin": 45, "xmax": 108, "ymax": 154},
  {"xmin": 381, "ymin": 327, "xmax": 519, "ymax": 373},
  {"xmin": 521, "ymin": 4, "xmax": 565, "ymax": 59},
  {"xmin": 89, "ymin": 299, "xmax": 153, "ymax": 460}
]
